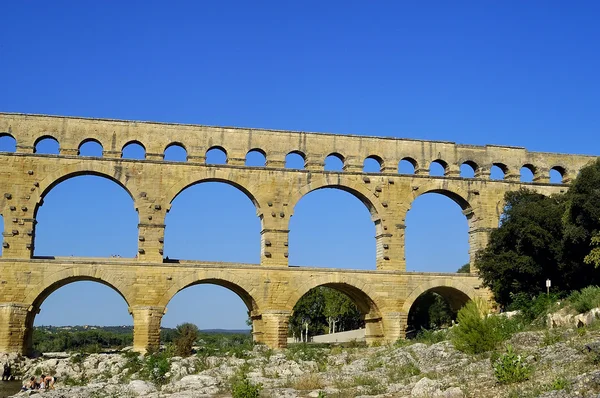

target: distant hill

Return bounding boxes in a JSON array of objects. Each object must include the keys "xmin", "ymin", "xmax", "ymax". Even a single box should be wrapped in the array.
[{"xmin": 35, "ymin": 325, "xmax": 251, "ymax": 334}]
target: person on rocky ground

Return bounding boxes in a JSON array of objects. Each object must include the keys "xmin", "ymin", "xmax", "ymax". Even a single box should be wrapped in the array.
[
  {"xmin": 20, "ymin": 376, "xmax": 36, "ymax": 391},
  {"xmin": 1, "ymin": 362, "xmax": 10, "ymax": 381},
  {"xmin": 43, "ymin": 374, "xmax": 56, "ymax": 389},
  {"xmin": 39, "ymin": 374, "xmax": 46, "ymax": 389}
]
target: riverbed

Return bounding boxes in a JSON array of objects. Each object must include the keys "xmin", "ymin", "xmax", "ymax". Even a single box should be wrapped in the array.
[{"xmin": 0, "ymin": 381, "xmax": 21, "ymax": 398}]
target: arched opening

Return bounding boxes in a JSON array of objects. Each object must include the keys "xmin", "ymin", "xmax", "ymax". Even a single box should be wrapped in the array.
[
  {"xmin": 429, "ymin": 160, "xmax": 447, "ymax": 177},
  {"xmin": 405, "ymin": 191, "xmax": 470, "ymax": 273},
  {"xmin": 122, "ymin": 141, "xmax": 146, "ymax": 160},
  {"xmin": 520, "ymin": 165, "xmax": 535, "ymax": 182},
  {"xmin": 245, "ymin": 149, "xmax": 266, "ymax": 167},
  {"xmin": 206, "ymin": 146, "xmax": 227, "ymax": 165},
  {"xmin": 30, "ymin": 279, "xmax": 132, "ymax": 354},
  {"xmin": 78, "ymin": 139, "xmax": 103, "ymax": 157},
  {"xmin": 550, "ymin": 167, "xmax": 565, "ymax": 184},
  {"xmin": 288, "ymin": 283, "xmax": 381, "ymax": 345},
  {"xmin": 490, "ymin": 164, "xmax": 506, "ymax": 180},
  {"xmin": 164, "ymin": 143, "xmax": 187, "ymax": 162},
  {"xmin": 363, "ymin": 156, "xmax": 382, "ymax": 173},
  {"xmin": 164, "ymin": 181, "xmax": 260, "ymax": 263},
  {"xmin": 162, "ymin": 281, "xmax": 254, "ymax": 351},
  {"xmin": 399, "ymin": 158, "xmax": 417, "ymax": 174},
  {"xmin": 285, "ymin": 151, "xmax": 305, "ymax": 169},
  {"xmin": 289, "ymin": 188, "xmax": 376, "ymax": 269},
  {"xmin": 460, "ymin": 161, "xmax": 477, "ymax": 178},
  {"xmin": 34, "ymin": 175, "xmax": 138, "ymax": 258},
  {"xmin": 324, "ymin": 153, "xmax": 344, "ymax": 172},
  {"xmin": 0, "ymin": 134, "xmax": 16, "ymax": 152},
  {"xmin": 406, "ymin": 286, "xmax": 470, "ymax": 337},
  {"xmin": 34, "ymin": 136, "xmax": 59, "ymax": 155}
]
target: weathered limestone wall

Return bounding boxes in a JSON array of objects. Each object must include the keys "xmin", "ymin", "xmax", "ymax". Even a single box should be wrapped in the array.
[{"xmin": 0, "ymin": 113, "xmax": 594, "ymax": 354}]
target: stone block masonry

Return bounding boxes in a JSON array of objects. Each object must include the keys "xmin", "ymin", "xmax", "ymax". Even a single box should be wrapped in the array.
[{"xmin": 0, "ymin": 113, "xmax": 594, "ymax": 354}]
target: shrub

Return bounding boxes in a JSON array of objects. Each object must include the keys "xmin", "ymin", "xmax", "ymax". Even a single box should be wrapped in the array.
[
  {"xmin": 493, "ymin": 345, "xmax": 531, "ymax": 384},
  {"xmin": 509, "ymin": 292, "xmax": 560, "ymax": 321},
  {"xmin": 567, "ymin": 286, "xmax": 600, "ymax": 313},
  {"xmin": 414, "ymin": 328, "xmax": 449, "ymax": 345},
  {"xmin": 231, "ymin": 376, "xmax": 262, "ymax": 398},
  {"xmin": 550, "ymin": 376, "xmax": 571, "ymax": 391},
  {"xmin": 141, "ymin": 351, "xmax": 171, "ymax": 386},
  {"xmin": 174, "ymin": 323, "xmax": 199, "ymax": 357},
  {"xmin": 451, "ymin": 300, "xmax": 502, "ymax": 354}
]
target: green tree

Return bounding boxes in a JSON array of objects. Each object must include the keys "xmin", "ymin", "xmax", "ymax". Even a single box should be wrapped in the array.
[
  {"xmin": 475, "ymin": 189, "xmax": 566, "ymax": 306},
  {"xmin": 564, "ymin": 158, "xmax": 600, "ymax": 275},
  {"xmin": 173, "ymin": 323, "xmax": 199, "ymax": 357},
  {"xmin": 457, "ymin": 263, "xmax": 470, "ymax": 273},
  {"xmin": 288, "ymin": 287, "xmax": 363, "ymax": 340}
]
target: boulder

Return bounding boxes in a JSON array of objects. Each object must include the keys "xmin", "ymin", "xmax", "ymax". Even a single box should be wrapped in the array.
[{"xmin": 411, "ymin": 377, "xmax": 441, "ymax": 398}]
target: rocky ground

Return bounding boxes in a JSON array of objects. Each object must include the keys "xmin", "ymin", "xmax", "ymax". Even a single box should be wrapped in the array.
[{"xmin": 5, "ymin": 325, "xmax": 600, "ymax": 398}]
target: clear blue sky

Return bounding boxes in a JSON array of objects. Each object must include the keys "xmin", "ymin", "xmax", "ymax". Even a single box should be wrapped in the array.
[{"xmin": 0, "ymin": 1, "xmax": 598, "ymax": 329}]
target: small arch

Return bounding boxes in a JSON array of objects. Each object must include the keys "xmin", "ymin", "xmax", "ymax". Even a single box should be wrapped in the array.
[
  {"xmin": 429, "ymin": 159, "xmax": 447, "ymax": 177},
  {"xmin": 206, "ymin": 146, "xmax": 227, "ymax": 165},
  {"xmin": 245, "ymin": 148, "xmax": 266, "ymax": 167},
  {"xmin": 286, "ymin": 280, "xmax": 383, "ymax": 345},
  {"xmin": 399, "ymin": 158, "xmax": 417, "ymax": 174},
  {"xmin": 285, "ymin": 151, "xmax": 306, "ymax": 169},
  {"xmin": 0, "ymin": 134, "xmax": 16, "ymax": 152},
  {"xmin": 406, "ymin": 286, "xmax": 472, "ymax": 336},
  {"xmin": 34, "ymin": 136, "xmax": 60, "ymax": 155},
  {"xmin": 324, "ymin": 153, "xmax": 344, "ymax": 171},
  {"xmin": 164, "ymin": 143, "xmax": 187, "ymax": 162},
  {"xmin": 402, "ymin": 280, "xmax": 476, "ymax": 314},
  {"xmin": 363, "ymin": 156, "xmax": 383, "ymax": 173},
  {"xmin": 460, "ymin": 161, "xmax": 478, "ymax": 178},
  {"xmin": 122, "ymin": 141, "xmax": 146, "ymax": 160},
  {"xmin": 490, "ymin": 163, "xmax": 506, "ymax": 180},
  {"xmin": 78, "ymin": 139, "xmax": 103, "ymax": 157},
  {"xmin": 550, "ymin": 166, "xmax": 566, "ymax": 184},
  {"xmin": 520, "ymin": 164, "xmax": 536, "ymax": 182}
]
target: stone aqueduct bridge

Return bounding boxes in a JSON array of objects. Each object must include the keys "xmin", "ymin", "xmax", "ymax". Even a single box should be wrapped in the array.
[{"xmin": 0, "ymin": 113, "xmax": 594, "ymax": 355}]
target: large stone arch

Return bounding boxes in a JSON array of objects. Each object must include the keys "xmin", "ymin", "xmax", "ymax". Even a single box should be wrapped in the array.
[
  {"xmin": 283, "ymin": 273, "xmax": 384, "ymax": 344},
  {"xmin": 35, "ymin": 164, "xmax": 139, "ymax": 215},
  {"xmin": 290, "ymin": 178, "xmax": 386, "ymax": 221},
  {"xmin": 22, "ymin": 269, "xmax": 133, "ymax": 354},
  {"xmin": 402, "ymin": 279, "xmax": 477, "ymax": 315},
  {"xmin": 159, "ymin": 270, "xmax": 262, "ymax": 312},
  {"xmin": 164, "ymin": 172, "xmax": 262, "ymax": 217}
]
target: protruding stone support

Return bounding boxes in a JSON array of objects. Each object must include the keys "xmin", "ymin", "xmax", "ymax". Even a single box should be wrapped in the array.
[
  {"xmin": 474, "ymin": 166, "xmax": 489, "ymax": 179},
  {"xmin": 137, "ymin": 223, "xmax": 165, "ymax": 262},
  {"xmin": 305, "ymin": 156, "xmax": 324, "ymax": 171},
  {"xmin": 380, "ymin": 311, "xmax": 408, "ymax": 343},
  {"xmin": 0, "ymin": 303, "xmax": 29, "ymax": 354},
  {"xmin": 260, "ymin": 228, "xmax": 289, "ymax": 266},
  {"xmin": 131, "ymin": 305, "xmax": 165, "ymax": 353},
  {"xmin": 2, "ymin": 218, "xmax": 35, "ymax": 259},
  {"xmin": 343, "ymin": 157, "xmax": 363, "ymax": 173},
  {"xmin": 261, "ymin": 310, "xmax": 291, "ymax": 348}
]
